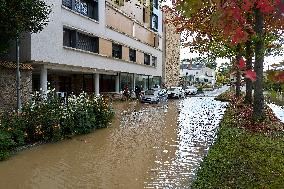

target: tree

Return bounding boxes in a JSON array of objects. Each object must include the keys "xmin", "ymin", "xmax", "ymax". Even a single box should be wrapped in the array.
[
  {"xmin": 0, "ymin": 0, "xmax": 51, "ymax": 112},
  {"xmin": 165, "ymin": 0, "xmax": 284, "ymax": 119},
  {"xmin": 0, "ymin": 0, "xmax": 51, "ymax": 54}
]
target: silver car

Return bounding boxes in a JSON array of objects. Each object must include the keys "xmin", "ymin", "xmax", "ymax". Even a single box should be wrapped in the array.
[{"xmin": 141, "ymin": 89, "xmax": 167, "ymax": 104}]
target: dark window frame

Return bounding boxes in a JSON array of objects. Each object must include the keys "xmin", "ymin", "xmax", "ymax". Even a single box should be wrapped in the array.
[
  {"xmin": 153, "ymin": 0, "xmax": 158, "ymax": 9},
  {"xmin": 152, "ymin": 56, "xmax": 157, "ymax": 67},
  {"xmin": 129, "ymin": 48, "xmax": 136, "ymax": 62},
  {"xmin": 144, "ymin": 53, "xmax": 150, "ymax": 65},
  {"xmin": 151, "ymin": 13, "xmax": 158, "ymax": 31},
  {"xmin": 63, "ymin": 27, "xmax": 99, "ymax": 53},
  {"xmin": 112, "ymin": 43, "xmax": 122, "ymax": 59},
  {"xmin": 62, "ymin": 0, "xmax": 99, "ymax": 21},
  {"xmin": 63, "ymin": 28, "xmax": 76, "ymax": 48}
]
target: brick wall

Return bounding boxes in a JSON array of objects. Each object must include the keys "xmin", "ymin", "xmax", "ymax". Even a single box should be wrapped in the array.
[
  {"xmin": 164, "ymin": 13, "xmax": 181, "ymax": 87},
  {"xmin": 0, "ymin": 67, "xmax": 32, "ymax": 112}
]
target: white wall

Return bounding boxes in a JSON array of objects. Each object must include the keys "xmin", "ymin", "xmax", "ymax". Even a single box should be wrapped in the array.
[{"xmin": 27, "ymin": 0, "xmax": 163, "ymax": 77}]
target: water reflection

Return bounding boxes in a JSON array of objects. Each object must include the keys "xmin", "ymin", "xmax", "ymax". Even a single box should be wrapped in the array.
[{"xmin": 144, "ymin": 97, "xmax": 228, "ymax": 188}]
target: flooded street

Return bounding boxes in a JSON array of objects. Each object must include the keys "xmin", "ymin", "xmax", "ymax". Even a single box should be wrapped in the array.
[{"xmin": 0, "ymin": 87, "xmax": 228, "ymax": 189}]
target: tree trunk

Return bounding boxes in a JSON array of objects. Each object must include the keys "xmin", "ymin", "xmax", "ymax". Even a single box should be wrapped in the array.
[
  {"xmin": 253, "ymin": 8, "xmax": 265, "ymax": 119},
  {"xmin": 235, "ymin": 44, "xmax": 241, "ymax": 97},
  {"xmin": 244, "ymin": 40, "xmax": 253, "ymax": 104}
]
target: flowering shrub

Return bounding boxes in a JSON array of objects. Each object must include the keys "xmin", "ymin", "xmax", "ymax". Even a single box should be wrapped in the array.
[{"xmin": 0, "ymin": 90, "xmax": 114, "ymax": 160}]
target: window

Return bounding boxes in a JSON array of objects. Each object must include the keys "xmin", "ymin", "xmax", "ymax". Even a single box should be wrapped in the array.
[
  {"xmin": 62, "ymin": 0, "xmax": 99, "ymax": 21},
  {"xmin": 144, "ymin": 54, "xmax": 150, "ymax": 65},
  {"xmin": 143, "ymin": 8, "xmax": 146, "ymax": 23},
  {"xmin": 75, "ymin": 0, "xmax": 88, "ymax": 16},
  {"xmin": 63, "ymin": 27, "xmax": 99, "ymax": 53},
  {"xmin": 151, "ymin": 14, "xmax": 158, "ymax": 31},
  {"xmin": 112, "ymin": 43, "xmax": 122, "ymax": 59},
  {"xmin": 83, "ymin": 74, "xmax": 94, "ymax": 93},
  {"xmin": 154, "ymin": 34, "xmax": 159, "ymax": 48},
  {"xmin": 62, "ymin": 0, "xmax": 72, "ymax": 9},
  {"xmin": 129, "ymin": 49, "xmax": 136, "ymax": 62},
  {"xmin": 153, "ymin": 0, "xmax": 158, "ymax": 9},
  {"xmin": 77, "ymin": 33, "xmax": 99, "ymax": 53},
  {"xmin": 152, "ymin": 56, "xmax": 157, "ymax": 67},
  {"xmin": 114, "ymin": 0, "xmax": 124, "ymax": 6},
  {"xmin": 63, "ymin": 28, "xmax": 76, "ymax": 48}
]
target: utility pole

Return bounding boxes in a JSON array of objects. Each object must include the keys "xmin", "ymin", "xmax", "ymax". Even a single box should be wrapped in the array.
[{"xmin": 16, "ymin": 35, "xmax": 22, "ymax": 113}]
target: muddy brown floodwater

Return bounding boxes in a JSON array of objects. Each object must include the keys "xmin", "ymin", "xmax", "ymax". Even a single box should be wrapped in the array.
[
  {"xmin": 0, "ymin": 101, "xmax": 179, "ymax": 189},
  {"xmin": 0, "ymin": 89, "xmax": 228, "ymax": 189}
]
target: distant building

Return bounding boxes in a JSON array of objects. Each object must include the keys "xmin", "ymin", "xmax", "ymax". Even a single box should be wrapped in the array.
[{"xmin": 180, "ymin": 59, "xmax": 216, "ymax": 86}]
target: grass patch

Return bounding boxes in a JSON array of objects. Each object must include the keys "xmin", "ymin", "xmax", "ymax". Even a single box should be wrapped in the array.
[{"xmin": 192, "ymin": 94, "xmax": 284, "ymax": 188}]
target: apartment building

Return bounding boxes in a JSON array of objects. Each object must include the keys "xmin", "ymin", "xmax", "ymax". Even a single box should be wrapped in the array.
[{"xmin": 11, "ymin": 0, "xmax": 164, "ymax": 96}]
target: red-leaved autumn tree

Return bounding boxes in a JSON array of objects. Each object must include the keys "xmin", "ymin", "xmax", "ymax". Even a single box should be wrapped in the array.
[{"xmin": 164, "ymin": 0, "xmax": 284, "ymax": 119}]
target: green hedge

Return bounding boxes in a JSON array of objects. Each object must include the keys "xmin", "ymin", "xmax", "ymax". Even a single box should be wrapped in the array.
[
  {"xmin": 191, "ymin": 108, "xmax": 284, "ymax": 188},
  {"xmin": 0, "ymin": 92, "xmax": 114, "ymax": 160}
]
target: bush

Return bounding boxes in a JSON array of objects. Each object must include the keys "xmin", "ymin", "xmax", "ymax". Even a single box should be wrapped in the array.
[
  {"xmin": 0, "ymin": 130, "xmax": 16, "ymax": 160},
  {"xmin": 0, "ymin": 90, "xmax": 114, "ymax": 160}
]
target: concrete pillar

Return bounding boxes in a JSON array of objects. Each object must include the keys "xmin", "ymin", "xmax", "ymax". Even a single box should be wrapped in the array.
[
  {"xmin": 115, "ymin": 73, "xmax": 120, "ymax": 93},
  {"xmin": 133, "ymin": 73, "xmax": 136, "ymax": 89},
  {"xmin": 94, "ymin": 73, "xmax": 100, "ymax": 95},
  {"xmin": 40, "ymin": 65, "xmax": 48, "ymax": 95}
]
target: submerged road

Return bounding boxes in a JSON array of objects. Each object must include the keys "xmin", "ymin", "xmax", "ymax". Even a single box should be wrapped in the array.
[{"xmin": 0, "ymin": 87, "xmax": 228, "ymax": 189}]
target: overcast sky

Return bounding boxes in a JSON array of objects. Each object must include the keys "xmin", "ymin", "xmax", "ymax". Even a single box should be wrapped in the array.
[{"xmin": 180, "ymin": 46, "xmax": 283, "ymax": 70}]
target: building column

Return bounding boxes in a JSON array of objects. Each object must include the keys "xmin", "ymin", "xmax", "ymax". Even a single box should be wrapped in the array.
[
  {"xmin": 133, "ymin": 73, "xmax": 136, "ymax": 89},
  {"xmin": 94, "ymin": 73, "xmax": 100, "ymax": 95},
  {"xmin": 115, "ymin": 73, "xmax": 120, "ymax": 93},
  {"xmin": 40, "ymin": 65, "xmax": 48, "ymax": 95}
]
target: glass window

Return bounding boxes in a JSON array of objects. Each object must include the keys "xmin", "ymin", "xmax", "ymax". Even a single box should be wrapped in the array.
[
  {"xmin": 153, "ymin": 0, "xmax": 158, "ymax": 9},
  {"xmin": 144, "ymin": 54, "xmax": 150, "ymax": 65},
  {"xmin": 112, "ymin": 43, "xmax": 122, "ymax": 59},
  {"xmin": 83, "ymin": 74, "xmax": 94, "ymax": 93},
  {"xmin": 152, "ymin": 56, "xmax": 157, "ymax": 67},
  {"xmin": 151, "ymin": 14, "xmax": 158, "ymax": 31},
  {"xmin": 63, "ymin": 28, "xmax": 76, "ymax": 48},
  {"xmin": 62, "ymin": 0, "xmax": 72, "ymax": 9},
  {"xmin": 77, "ymin": 33, "xmax": 99, "ymax": 53},
  {"xmin": 120, "ymin": 73, "xmax": 134, "ymax": 91},
  {"xmin": 129, "ymin": 49, "xmax": 136, "ymax": 62},
  {"xmin": 63, "ymin": 0, "xmax": 98, "ymax": 21},
  {"xmin": 75, "ymin": 0, "xmax": 88, "ymax": 15},
  {"xmin": 63, "ymin": 27, "xmax": 99, "ymax": 53}
]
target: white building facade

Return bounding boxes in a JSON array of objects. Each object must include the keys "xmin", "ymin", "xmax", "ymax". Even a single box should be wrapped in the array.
[
  {"xmin": 13, "ymin": 0, "xmax": 164, "ymax": 95},
  {"xmin": 180, "ymin": 60, "xmax": 216, "ymax": 86}
]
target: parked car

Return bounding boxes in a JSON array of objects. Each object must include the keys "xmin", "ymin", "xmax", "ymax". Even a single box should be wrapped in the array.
[
  {"xmin": 184, "ymin": 86, "xmax": 198, "ymax": 95},
  {"xmin": 141, "ymin": 89, "xmax": 161, "ymax": 103},
  {"xmin": 158, "ymin": 89, "xmax": 168, "ymax": 102},
  {"xmin": 167, "ymin": 87, "xmax": 185, "ymax": 98}
]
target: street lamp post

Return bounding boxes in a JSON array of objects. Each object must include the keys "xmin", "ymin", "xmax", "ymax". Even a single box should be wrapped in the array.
[{"xmin": 16, "ymin": 35, "xmax": 22, "ymax": 113}]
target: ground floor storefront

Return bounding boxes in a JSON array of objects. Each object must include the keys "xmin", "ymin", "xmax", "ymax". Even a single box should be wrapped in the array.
[{"xmin": 32, "ymin": 64, "xmax": 162, "ymax": 97}]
